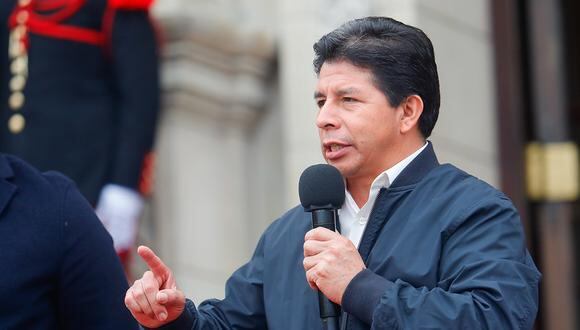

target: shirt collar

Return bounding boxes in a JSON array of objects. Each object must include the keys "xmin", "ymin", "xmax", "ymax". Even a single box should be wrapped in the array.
[
  {"xmin": 351, "ymin": 141, "xmax": 429, "ymax": 193},
  {"xmin": 343, "ymin": 141, "xmax": 428, "ymax": 211},
  {"xmin": 382, "ymin": 141, "xmax": 428, "ymax": 189}
]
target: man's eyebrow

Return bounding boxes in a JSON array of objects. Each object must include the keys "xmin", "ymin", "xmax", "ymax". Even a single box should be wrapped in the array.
[
  {"xmin": 314, "ymin": 87, "xmax": 361, "ymax": 99},
  {"xmin": 336, "ymin": 87, "xmax": 361, "ymax": 96}
]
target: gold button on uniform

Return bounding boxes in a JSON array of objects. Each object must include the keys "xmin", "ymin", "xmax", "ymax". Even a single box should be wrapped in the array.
[
  {"xmin": 8, "ymin": 113, "xmax": 25, "ymax": 134},
  {"xmin": 10, "ymin": 25, "xmax": 26, "ymax": 40},
  {"xmin": 11, "ymin": 56, "xmax": 27, "ymax": 75},
  {"xmin": 16, "ymin": 11, "xmax": 29, "ymax": 24},
  {"xmin": 9, "ymin": 92, "xmax": 25, "ymax": 110},
  {"xmin": 9, "ymin": 38, "xmax": 24, "ymax": 58},
  {"xmin": 10, "ymin": 75, "xmax": 26, "ymax": 92}
]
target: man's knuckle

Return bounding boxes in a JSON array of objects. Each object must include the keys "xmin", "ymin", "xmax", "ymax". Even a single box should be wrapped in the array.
[
  {"xmin": 144, "ymin": 285, "xmax": 156, "ymax": 295},
  {"xmin": 134, "ymin": 290, "xmax": 144, "ymax": 300},
  {"xmin": 327, "ymin": 246, "xmax": 338, "ymax": 257},
  {"xmin": 326, "ymin": 254, "xmax": 336, "ymax": 263}
]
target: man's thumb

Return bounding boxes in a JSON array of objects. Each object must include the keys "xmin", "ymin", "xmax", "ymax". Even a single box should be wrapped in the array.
[{"xmin": 156, "ymin": 289, "xmax": 185, "ymax": 307}]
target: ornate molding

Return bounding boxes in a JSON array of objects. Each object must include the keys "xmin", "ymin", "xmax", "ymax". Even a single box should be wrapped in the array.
[{"xmin": 156, "ymin": 12, "xmax": 276, "ymax": 125}]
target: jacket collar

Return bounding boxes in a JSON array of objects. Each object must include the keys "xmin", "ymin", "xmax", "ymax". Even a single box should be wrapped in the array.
[
  {"xmin": 390, "ymin": 141, "xmax": 439, "ymax": 188},
  {"xmin": 0, "ymin": 154, "xmax": 14, "ymax": 179},
  {"xmin": 0, "ymin": 154, "xmax": 16, "ymax": 217}
]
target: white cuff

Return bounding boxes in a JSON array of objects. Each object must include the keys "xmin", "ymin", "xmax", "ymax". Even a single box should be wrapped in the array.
[{"xmin": 95, "ymin": 184, "xmax": 144, "ymax": 252}]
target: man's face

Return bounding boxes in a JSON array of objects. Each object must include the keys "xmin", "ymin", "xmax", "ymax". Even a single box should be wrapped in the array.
[{"xmin": 315, "ymin": 60, "xmax": 403, "ymax": 182}]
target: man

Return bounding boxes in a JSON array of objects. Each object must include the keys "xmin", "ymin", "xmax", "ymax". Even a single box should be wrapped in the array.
[
  {"xmin": 125, "ymin": 17, "xmax": 541, "ymax": 329},
  {"xmin": 0, "ymin": 153, "xmax": 139, "ymax": 329},
  {"xmin": 0, "ymin": 0, "xmax": 160, "ymax": 266}
]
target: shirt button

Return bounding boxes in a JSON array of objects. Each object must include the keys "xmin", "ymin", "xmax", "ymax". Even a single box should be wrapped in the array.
[{"xmin": 359, "ymin": 217, "xmax": 367, "ymax": 224}]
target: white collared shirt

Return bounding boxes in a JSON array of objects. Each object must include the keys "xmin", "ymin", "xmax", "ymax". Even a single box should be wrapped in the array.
[{"xmin": 339, "ymin": 142, "xmax": 428, "ymax": 247}]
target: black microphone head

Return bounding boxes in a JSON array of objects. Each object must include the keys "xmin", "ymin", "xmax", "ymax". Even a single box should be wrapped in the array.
[{"xmin": 299, "ymin": 164, "xmax": 345, "ymax": 212}]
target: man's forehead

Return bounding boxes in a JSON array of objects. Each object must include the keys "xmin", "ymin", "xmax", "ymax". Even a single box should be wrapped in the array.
[
  {"xmin": 315, "ymin": 72, "xmax": 371, "ymax": 96},
  {"xmin": 317, "ymin": 61, "xmax": 373, "ymax": 82},
  {"xmin": 318, "ymin": 60, "xmax": 373, "ymax": 75}
]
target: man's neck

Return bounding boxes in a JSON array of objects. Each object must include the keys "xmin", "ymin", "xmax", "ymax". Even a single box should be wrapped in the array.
[{"xmin": 347, "ymin": 177, "xmax": 376, "ymax": 207}]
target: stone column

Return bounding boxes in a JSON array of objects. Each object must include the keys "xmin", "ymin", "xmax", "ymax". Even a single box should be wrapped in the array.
[{"xmin": 149, "ymin": 3, "xmax": 276, "ymax": 300}]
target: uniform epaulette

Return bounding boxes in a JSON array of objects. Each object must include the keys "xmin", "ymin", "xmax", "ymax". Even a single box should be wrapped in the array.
[{"xmin": 108, "ymin": 0, "xmax": 154, "ymax": 10}]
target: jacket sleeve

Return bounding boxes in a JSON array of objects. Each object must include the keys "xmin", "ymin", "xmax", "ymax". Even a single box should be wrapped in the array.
[
  {"xmin": 108, "ymin": 7, "xmax": 160, "ymax": 191},
  {"xmin": 153, "ymin": 229, "xmax": 269, "ymax": 329},
  {"xmin": 342, "ymin": 195, "xmax": 541, "ymax": 329},
  {"xmin": 57, "ymin": 181, "xmax": 139, "ymax": 329}
]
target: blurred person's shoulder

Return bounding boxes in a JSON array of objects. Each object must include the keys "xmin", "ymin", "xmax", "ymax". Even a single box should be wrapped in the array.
[
  {"xmin": 1, "ymin": 153, "xmax": 78, "ymax": 199},
  {"xmin": 0, "ymin": 154, "xmax": 94, "ymax": 229},
  {"xmin": 0, "ymin": 153, "xmax": 89, "ymax": 266}
]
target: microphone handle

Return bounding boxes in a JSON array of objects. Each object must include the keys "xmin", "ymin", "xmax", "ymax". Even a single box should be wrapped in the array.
[
  {"xmin": 318, "ymin": 292, "xmax": 340, "ymax": 330},
  {"xmin": 312, "ymin": 209, "xmax": 341, "ymax": 330}
]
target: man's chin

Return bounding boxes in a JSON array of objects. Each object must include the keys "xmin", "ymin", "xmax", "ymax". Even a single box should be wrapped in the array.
[{"xmin": 325, "ymin": 161, "xmax": 350, "ymax": 177}]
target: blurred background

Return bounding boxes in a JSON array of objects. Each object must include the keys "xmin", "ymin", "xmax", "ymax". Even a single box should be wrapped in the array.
[{"xmin": 111, "ymin": 0, "xmax": 577, "ymax": 329}]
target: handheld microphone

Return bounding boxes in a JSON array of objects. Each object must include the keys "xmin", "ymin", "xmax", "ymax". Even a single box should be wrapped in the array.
[{"xmin": 299, "ymin": 164, "xmax": 345, "ymax": 330}]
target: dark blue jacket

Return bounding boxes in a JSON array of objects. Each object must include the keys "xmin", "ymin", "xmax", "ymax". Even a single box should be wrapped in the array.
[
  {"xmin": 0, "ymin": 0, "xmax": 160, "ymax": 204},
  {"xmin": 159, "ymin": 143, "xmax": 540, "ymax": 329},
  {"xmin": 0, "ymin": 153, "xmax": 139, "ymax": 329}
]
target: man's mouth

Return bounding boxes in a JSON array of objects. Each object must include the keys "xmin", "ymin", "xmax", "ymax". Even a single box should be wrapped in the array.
[
  {"xmin": 323, "ymin": 141, "xmax": 351, "ymax": 160},
  {"xmin": 329, "ymin": 144, "xmax": 344, "ymax": 152}
]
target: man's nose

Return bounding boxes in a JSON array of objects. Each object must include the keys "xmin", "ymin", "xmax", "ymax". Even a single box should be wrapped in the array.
[{"xmin": 316, "ymin": 103, "xmax": 340, "ymax": 129}]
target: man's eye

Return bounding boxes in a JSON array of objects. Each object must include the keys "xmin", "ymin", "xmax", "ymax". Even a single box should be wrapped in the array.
[
  {"xmin": 343, "ymin": 97, "xmax": 356, "ymax": 103},
  {"xmin": 316, "ymin": 99, "xmax": 326, "ymax": 108}
]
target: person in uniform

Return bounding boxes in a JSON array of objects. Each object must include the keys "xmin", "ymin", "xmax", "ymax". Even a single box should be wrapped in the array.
[{"xmin": 0, "ymin": 0, "xmax": 160, "ymax": 269}]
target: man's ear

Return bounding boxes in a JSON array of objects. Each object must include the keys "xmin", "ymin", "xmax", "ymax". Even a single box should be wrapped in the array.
[{"xmin": 399, "ymin": 95, "xmax": 424, "ymax": 134}]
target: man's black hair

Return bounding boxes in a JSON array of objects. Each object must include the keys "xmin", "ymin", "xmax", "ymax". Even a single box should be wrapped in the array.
[{"xmin": 313, "ymin": 16, "xmax": 440, "ymax": 138}]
